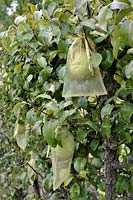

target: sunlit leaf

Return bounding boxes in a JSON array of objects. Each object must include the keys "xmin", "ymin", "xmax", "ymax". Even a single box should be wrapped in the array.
[
  {"xmin": 125, "ymin": 61, "xmax": 133, "ymax": 79},
  {"xmin": 14, "ymin": 122, "xmax": 27, "ymax": 150},
  {"xmin": 101, "ymin": 104, "xmax": 114, "ymax": 119},
  {"xmin": 27, "ymin": 156, "xmax": 36, "ymax": 184},
  {"xmin": 96, "ymin": 6, "xmax": 113, "ymax": 31}
]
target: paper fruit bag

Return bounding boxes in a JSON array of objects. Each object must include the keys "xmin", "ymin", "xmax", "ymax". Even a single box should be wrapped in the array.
[
  {"xmin": 51, "ymin": 132, "xmax": 75, "ymax": 190},
  {"xmin": 62, "ymin": 36, "xmax": 107, "ymax": 97}
]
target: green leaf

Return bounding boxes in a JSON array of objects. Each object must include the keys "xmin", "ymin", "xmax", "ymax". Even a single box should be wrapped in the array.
[
  {"xmin": 43, "ymin": 173, "xmax": 53, "ymax": 191},
  {"xmin": 46, "ymin": 101, "xmax": 59, "ymax": 113},
  {"xmin": 65, "ymin": 0, "xmax": 75, "ymax": 9},
  {"xmin": 97, "ymin": 6, "xmax": 113, "ymax": 31},
  {"xmin": 81, "ymin": 18, "xmax": 96, "ymax": 30},
  {"xmin": 116, "ymin": 175, "xmax": 129, "ymax": 194},
  {"xmin": 121, "ymin": 102, "xmax": 133, "ymax": 122},
  {"xmin": 91, "ymin": 157, "xmax": 102, "ymax": 168},
  {"xmin": 26, "ymin": 109, "xmax": 37, "ymax": 125},
  {"xmin": 37, "ymin": 54, "xmax": 47, "ymax": 68},
  {"xmin": 48, "ymin": 50, "xmax": 59, "ymax": 64},
  {"xmin": 14, "ymin": 122, "xmax": 27, "ymax": 150},
  {"xmin": 110, "ymin": 0, "xmax": 130, "ymax": 10},
  {"xmin": 70, "ymin": 183, "xmax": 80, "ymax": 196},
  {"xmin": 130, "ymin": 176, "xmax": 133, "ymax": 192},
  {"xmin": 76, "ymin": 129, "xmax": 87, "ymax": 144},
  {"xmin": 120, "ymin": 20, "xmax": 133, "ymax": 46},
  {"xmin": 90, "ymin": 139, "xmax": 100, "ymax": 151},
  {"xmin": 35, "ymin": 93, "xmax": 52, "ymax": 100},
  {"xmin": 1, "ymin": 36, "xmax": 11, "ymax": 50},
  {"xmin": 125, "ymin": 61, "xmax": 133, "ymax": 79},
  {"xmin": 14, "ymin": 62, "xmax": 24, "ymax": 74},
  {"xmin": 17, "ymin": 22, "xmax": 33, "ymax": 42},
  {"xmin": 127, "ymin": 48, "xmax": 133, "ymax": 54},
  {"xmin": 48, "ymin": 2, "xmax": 57, "ymax": 16},
  {"xmin": 64, "ymin": 175, "xmax": 73, "ymax": 187},
  {"xmin": 101, "ymin": 104, "xmax": 114, "ymax": 119},
  {"xmin": 101, "ymin": 49, "xmax": 114, "ymax": 70},
  {"xmin": 58, "ymin": 110, "xmax": 69, "ymax": 123},
  {"xmin": 74, "ymin": 158, "xmax": 86, "ymax": 173},
  {"xmin": 43, "ymin": 121, "xmax": 57, "ymax": 146},
  {"xmin": 85, "ymin": 120, "xmax": 98, "ymax": 132},
  {"xmin": 115, "ymin": 8, "xmax": 132, "ymax": 24},
  {"xmin": 91, "ymin": 52, "xmax": 102, "ymax": 68},
  {"xmin": 13, "ymin": 101, "xmax": 28, "ymax": 116},
  {"xmin": 34, "ymin": 10, "xmax": 42, "ymax": 22},
  {"xmin": 29, "ymin": 3, "xmax": 36, "ymax": 13},
  {"xmin": 102, "ymin": 118, "xmax": 112, "ymax": 138},
  {"xmin": 27, "ymin": 157, "xmax": 36, "ymax": 184},
  {"xmin": 125, "ymin": 132, "xmax": 132, "ymax": 143},
  {"xmin": 79, "ymin": 170, "xmax": 88, "ymax": 179},
  {"xmin": 80, "ymin": 187, "xmax": 88, "ymax": 198},
  {"xmin": 111, "ymin": 25, "xmax": 121, "ymax": 59},
  {"xmin": 27, "ymin": 74, "xmax": 33, "ymax": 83},
  {"xmin": 38, "ymin": 67, "xmax": 52, "ymax": 82}
]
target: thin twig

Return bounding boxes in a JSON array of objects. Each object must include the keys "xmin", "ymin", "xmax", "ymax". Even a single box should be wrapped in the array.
[
  {"xmin": 86, "ymin": 0, "xmax": 91, "ymax": 18},
  {"xmin": 64, "ymin": 10, "xmax": 73, "ymax": 15},
  {"xmin": 27, "ymin": 162, "xmax": 44, "ymax": 179}
]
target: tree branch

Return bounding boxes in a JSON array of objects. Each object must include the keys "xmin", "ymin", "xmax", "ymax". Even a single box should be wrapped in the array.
[
  {"xmin": 86, "ymin": 0, "xmax": 91, "ymax": 18},
  {"xmin": 88, "ymin": 186, "xmax": 100, "ymax": 200},
  {"xmin": 116, "ymin": 193, "xmax": 133, "ymax": 200},
  {"xmin": 27, "ymin": 162, "xmax": 44, "ymax": 179},
  {"xmin": 113, "ymin": 161, "xmax": 133, "ymax": 169},
  {"xmin": 109, "ymin": 139, "xmax": 126, "ymax": 150}
]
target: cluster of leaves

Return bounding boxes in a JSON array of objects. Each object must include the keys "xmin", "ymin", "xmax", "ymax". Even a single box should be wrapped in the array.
[{"xmin": 0, "ymin": 0, "xmax": 133, "ymax": 199}]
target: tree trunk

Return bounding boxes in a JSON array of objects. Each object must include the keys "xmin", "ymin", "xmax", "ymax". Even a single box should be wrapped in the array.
[{"xmin": 104, "ymin": 135, "xmax": 118, "ymax": 200}]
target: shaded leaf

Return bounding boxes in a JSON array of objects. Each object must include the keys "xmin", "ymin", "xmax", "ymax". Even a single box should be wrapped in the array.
[
  {"xmin": 74, "ymin": 158, "xmax": 86, "ymax": 173},
  {"xmin": 90, "ymin": 139, "xmax": 100, "ymax": 151},
  {"xmin": 70, "ymin": 183, "xmax": 80, "ymax": 196},
  {"xmin": 116, "ymin": 175, "xmax": 129, "ymax": 194},
  {"xmin": 121, "ymin": 102, "xmax": 133, "ymax": 122}
]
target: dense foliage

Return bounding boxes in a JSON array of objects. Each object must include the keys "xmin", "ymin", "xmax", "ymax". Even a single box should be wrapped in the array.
[{"xmin": 0, "ymin": 0, "xmax": 133, "ymax": 199}]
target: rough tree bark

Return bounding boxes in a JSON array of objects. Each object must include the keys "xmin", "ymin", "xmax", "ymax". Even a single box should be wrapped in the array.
[{"xmin": 104, "ymin": 135, "xmax": 118, "ymax": 200}]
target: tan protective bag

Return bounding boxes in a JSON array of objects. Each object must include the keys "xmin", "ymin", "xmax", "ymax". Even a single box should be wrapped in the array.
[
  {"xmin": 51, "ymin": 132, "xmax": 75, "ymax": 190},
  {"xmin": 62, "ymin": 36, "xmax": 107, "ymax": 97}
]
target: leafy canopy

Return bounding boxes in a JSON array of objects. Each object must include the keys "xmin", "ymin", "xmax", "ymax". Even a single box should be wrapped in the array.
[{"xmin": 0, "ymin": 0, "xmax": 133, "ymax": 199}]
